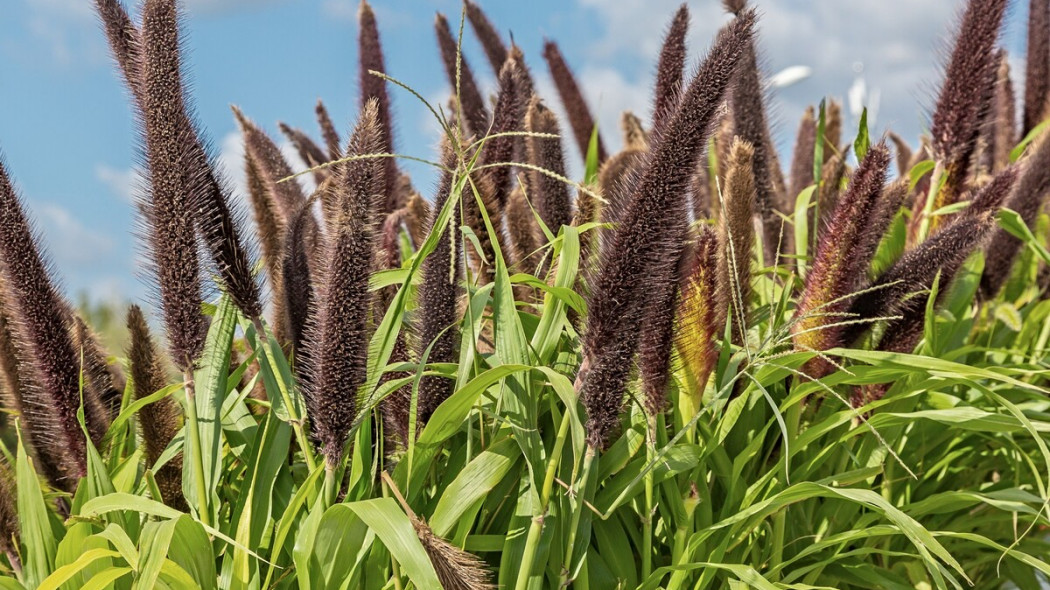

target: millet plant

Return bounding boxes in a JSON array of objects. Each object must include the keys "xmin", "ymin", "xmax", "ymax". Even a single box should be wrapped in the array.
[{"xmin": 0, "ymin": 0, "xmax": 1049, "ymax": 587}]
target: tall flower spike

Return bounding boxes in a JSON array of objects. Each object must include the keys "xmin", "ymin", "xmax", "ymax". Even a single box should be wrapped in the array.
[
  {"xmin": 140, "ymin": 0, "xmax": 210, "ymax": 370},
  {"xmin": 416, "ymin": 144, "xmax": 463, "ymax": 424},
  {"xmin": 479, "ymin": 53, "xmax": 529, "ymax": 210},
  {"xmin": 543, "ymin": 40, "xmax": 608, "ymax": 164},
  {"xmin": 717, "ymin": 139, "xmax": 757, "ymax": 346},
  {"xmin": 1025, "ymin": 0, "xmax": 1050, "ymax": 133},
  {"xmin": 980, "ymin": 131, "xmax": 1050, "ymax": 297},
  {"xmin": 598, "ymin": 148, "xmax": 647, "ymax": 225},
  {"xmin": 990, "ymin": 53, "xmax": 1017, "ymax": 172},
  {"xmin": 359, "ymin": 0, "xmax": 400, "ymax": 214},
  {"xmin": 848, "ymin": 168, "xmax": 1017, "ymax": 345},
  {"xmin": 850, "ymin": 171, "xmax": 1015, "ymax": 406},
  {"xmin": 926, "ymin": 0, "xmax": 1009, "ymax": 217},
  {"xmin": 677, "ymin": 227, "xmax": 721, "ymax": 398},
  {"xmin": 282, "ymin": 198, "xmax": 318, "ymax": 357},
  {"xmin": 727, "ymin": 2, "xmax": 782, "ymax": 261},
  {"xmin": 637, "ymin": 242, "xmax": 691, "ymax": 414},
  {"xmin": 300, "ymin": 101, "xmax": 384, "ymax": 467},
  {"xmin": 316, "ymin": 99, "xmax": 342, "ymax": 161},
  {"xmin": 0, "ymin": 284, "xmax": 24, "ymax": 420},
  {"xmin": 465, "ymin": 0, "xmax": 507, "ymax": 75},
  {"xmin": 824, "ymin": 99, "xmax": 843, "ymax": 151},
  {"xmin": 580, "ymin": 11, "xmax": 756, "ymax": 449},
  {"xmin": 525, "ymin": 97, "xmax": 573, "ymax": 236},
  {"xmin": 0, "ymin": 158, "xmax": 87, "ymax": 481},
  {"xmin": 99, "ymin": 0, "xmax": 262, "ymax": 322},
  {"xmin": 793, "ymin": 143, "xmax": 891, "ymax": 378},
  {"xmin": 279, "ymin": 122, "xmax": 329, "ymax": 184},
  {"xmin": 233, "ymin": 107, "xmax": 307, "ymax": 222},
  {"xmin": 789, "ymin": 106, "xmax": 817, "ymax": 199},
  {"xmin": 889, "ymin": 132, "xmax": 913, "ymax": 177},
  {"xmin": 127, "ymin": 305, "xmax": 185, "ymax": 508},
  {"xmin": 72, "ymin": 316, "xmax": 124, "ymax": 443},
  {"xmin": 244, "ymin": 154, "xmax": 287, "ymax": 340},
  {"xmin": 621, "ymin": 111, "xmax": 649, "ymax": 151},
  {"xmin": 652, "ymin": 4, "xmax": 690, "ymax": 137},
  {"xmin": 94, "ymin": 0, "xmax": 142, "ymax": 99},
  {"xmin": 0, "ymin": 278, "xmax": 69, "ymax": 490},
  {"xmin": 506, "ymin": 185, "xmax": 540, "ymax": 272},
  {"xmin": 436, "ymin": 12, "xmax": 491, "ymax": 139}
]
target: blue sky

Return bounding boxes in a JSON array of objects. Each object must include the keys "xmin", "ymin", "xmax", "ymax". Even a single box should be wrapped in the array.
[{"xmin": 0, "ymin": 0, "xmax": 1032, "ymax": 305}]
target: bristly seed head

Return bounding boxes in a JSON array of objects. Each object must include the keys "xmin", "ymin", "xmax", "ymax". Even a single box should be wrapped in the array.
[
  {"xmin": 300, "ymin": 100, "xmax": 384, "ymax": 467},
  {"xmin": 435, "ymin": 12, "xmax": 491, "ymax": 139},
  {"xmin": 542, "ymin": 39, "xmax": 608, "ymax": 164},
  {"xmin": 652, "ymin": 4, "xmax": 690, "ymax": 137},
  {"xmin": 525, "ymin": 97, "xmax": 573, "ymax": 235},
  {"xmin": 580, "ymin": 10, "xmax": 756, "ymax": 448},
  {"xmin": 0, "ymin": 159, "xmax": 87, "ymax": 483},
  {"xmin": 359, "ymin": 0, "xmax": 400, "ymax": 214}
]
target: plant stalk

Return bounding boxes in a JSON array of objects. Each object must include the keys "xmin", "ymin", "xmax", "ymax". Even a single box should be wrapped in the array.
[{"xmin": 182, "ymin": 370, "xmax": 211, "ymax": 527}]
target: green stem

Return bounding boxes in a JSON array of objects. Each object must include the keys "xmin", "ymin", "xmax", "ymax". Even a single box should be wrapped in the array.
[
  {"xmin": 771, "ymin": 382, "xmax": 802, "ymax": 577},
  {"xmin": 182, "ymin": 371, "xmax": 211, "ymax": 527},
  {"xmin": 560, "ymin": 447, "xmax": 596, "ymax": 588},
  {"xmin": 642, "ymin": 414, "xmax": 656, "ymax": 581},
  {"xmin": 916, "ymin": 161, "xmax": 945, "ymax": 243},
  {"xmin": 515, "ymin": 410, "xmax": 572, "ymax": 590},
  {"xmin": 323, "ymin": 465, "xmax": 337, "ymax": 507}
]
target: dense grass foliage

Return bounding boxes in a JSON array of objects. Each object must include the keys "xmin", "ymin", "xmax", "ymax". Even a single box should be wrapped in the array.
[{"xmin": 0, "ymin": 0, "xmax": 1049, "ymax": 588}]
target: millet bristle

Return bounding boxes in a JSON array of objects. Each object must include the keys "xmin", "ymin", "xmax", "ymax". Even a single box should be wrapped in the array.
[
  {"xmin": 413, "ymin": 516, "xmax": 495, "ymax": 590},
  {"xmin": 0, "ymin": 159, "xmax": 87, "ymax": 482},
  {"xmin": 990, "ymin": 53, "xmax": 1017, "ymax": 172},
  {"xmin": 416, "ymin": 146, "xmax": 463, "ymax": 424},
  {"xmin": 140, "ymin": 0, "xmax": 209, "ymax": 370},
  {"xmin": 315, "ymin": 99, "xmax": 342, "ymax": 161},
  {"xmin": 525, "ymin": 97, "xmax": 573, "ymax": 235},
  {"xmin": 1024, "ymin": 0, "xmax": 1050, "ymax": 133},
  {"xmin": 464, "ymin": 0, "xmax": 508, "ymax": 76},
  {"xmin": 652, "ymin": 4, "xmax": 690, "ymax": 137},
  {"xmin": 300, "ymin": 101, "xmax": 384, "ymax": 467},
  {"xmin": 849, "ymin": 167, "xmax": 1017, "ymax": 346},
  {"xmin": 279, "ymin": 122, "xmax": 330, "ymax": 184},
  {"xmin": 99, "ymin": 0, "xmax": 262, "ymax": 323},
  {"xmin": 580, "ymin": 11, "xmax": 756, "ymax": 449},
  {"xmin": 479, "ymin": 53, "xmax": 529, "ymax": 210},
  {"xmin": 126, "ymin": 305, "xmax": 184, "ymax": 508},
  {"xmin": 928, "ymin": 0, "xmax": 1008, "ymax": 212},
  {"xmin": 730, "ymin": 17, "xmax": 782, "ymax": 262},
  {"xmin": 717, "ymin": 138, "xmax": 757, "ymax": 346},
  {"xmin": 980, "ymin": 132, "xmax": 1050, "ymax": 298},
  {"xmin": 793, "ymin": 143, "xmax": 891, "ymax": 378},
  {"xmin": 676, "ymin": 226, "xmax": 721, "ymax": 399},
  {"xmin": 359, "ymin": 0, "xmax": 400, "ymax": 214},
  {"xmin": 282, "ymin": 198, "xmax": 318, "ymax": 357},
  {"xmin": 542, "ymin": 39, "xmax": 608, "ymax": 164},
  {"xmin": 436, "ymin": 12, "xmax": 491, "ymax": 139},
  {"xmin": 71, "ymin": 316, "xmax": 122, "ymax": 446},
  {"xmin": 506, "ymin": 184, "xmax": 540, "ymax": 272},
  {"xmin": 789, "ymin": 106, "xmax": 817, "ymax": 199}
]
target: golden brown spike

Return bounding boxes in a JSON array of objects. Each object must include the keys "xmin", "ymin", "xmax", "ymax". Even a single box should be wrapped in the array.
[{"xmin": 717, "ymin": 139, "xmax": 757, "ymax": 346}]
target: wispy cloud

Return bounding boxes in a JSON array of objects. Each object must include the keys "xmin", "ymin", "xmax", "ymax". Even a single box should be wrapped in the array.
[
  {"xmin": 95, "ymin": 164, "xmax": 143, "ymax": 204},
  {"xmin": 37, "ymin": 204, "xmax": 116, "ymax": 266}
]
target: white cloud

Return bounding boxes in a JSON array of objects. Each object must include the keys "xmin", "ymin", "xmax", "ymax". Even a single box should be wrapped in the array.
[
  {"xmin": 36, "ymin": 204, "xmax": 116, "ymax": 266},
  {"xmin": 574, "ymin": 0, "xmax": 961, "ymax": 151},
  {"xmin": 95, "ymin": 164, "xmax": 144, "ymax": 204}
]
